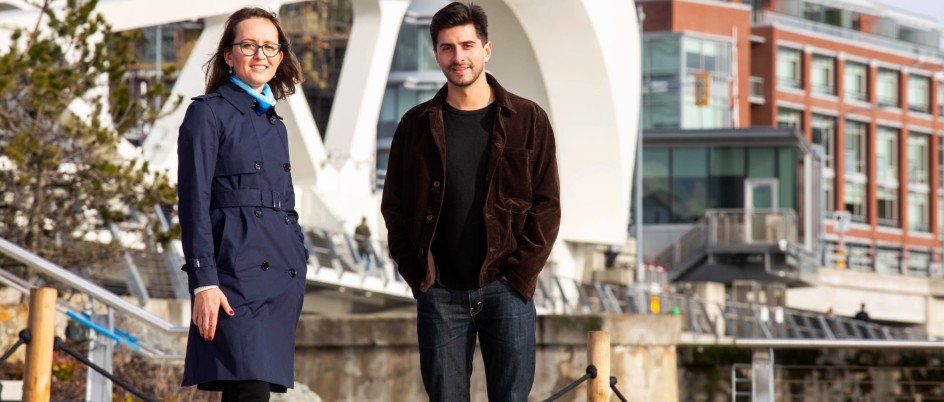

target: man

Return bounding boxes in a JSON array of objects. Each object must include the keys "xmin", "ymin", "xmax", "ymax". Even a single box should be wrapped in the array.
[
  {"xmin": 380, "ymin": 2, "xmax": 560, "ymax": 401},
  {"xmin": 855, "ymin": 303, "xmax": 871, "ymax": 323},
  {"xmin": 354, "ymin": 216, "xmax": 372, "ymax": 266}
]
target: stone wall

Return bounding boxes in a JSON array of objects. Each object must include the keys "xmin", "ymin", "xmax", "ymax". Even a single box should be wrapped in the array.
[{"xmin": 294, "ymin": 313, "xmax": 681, "ymax": 402}]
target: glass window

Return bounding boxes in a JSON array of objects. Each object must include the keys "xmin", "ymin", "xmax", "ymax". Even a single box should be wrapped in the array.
[
  {"xmin": 812, "ymin": 114, "xmax": 836, "ymax": 169},
  {"xmin": 645, "ymin": 92, "xmax": 681, "ymax": 129},
  {"xmin": 643, "ymin": 35, "xmax": 682, "ymax": 129},
  {"xmin": 844, "ymin": 182, "xmax": 867, "ymax": 223},
  {"xmin": 908, "ymin": 75, "xmax": 931, "ymax": 113},
  {"xmin": 749, "ymin": 148, "xmax": 777, "ymax": 178},
  {"xmin": 391, "ymin": 23, "xmax": 437, "ymax": 72},
  {"xmin": 643, "ymin": 148, "xmax": 671, "ymax": 224},
  {"xmin": 940, "ymin": 137, "xmax": 944, "ymax": 233},
  {"xmin": 939, "ymin": 81, "xmax": 944, "ymax": 116},
  {"xmin": 906, "ymin": 250, "xmax": 930, "ymax": 277},
  {"xmin": 908, "ymin": 192, "xmax": 929, "ymax": 232},
  {"xmin": 874, "ymin": 248, "xmax": 901, "ymax": 275},
  {"xmin": 844, "ymin": 61, "xmax": 868, "ymax": 102},
  {"xmin": 908, "ymin": 133, "xmax": 929, "ymax": 185},
  {"xmin": 877, "ymin": 68, "xmax": 900, "ymax": 108},
  {"xmin": 778, "ymin": 148, "xmax": 796, "ymax": 210},
  {"xmin": 777, "ymin": 47, "xmax": 803, "ymax": 89},
  {"xmin": 908, "ymin": 133, "xmax": 930, "ymax": 232},
  {"xmin": 645, "ymin": 36, "xmax": 681, "ymax": 79},
  {"xmin": 684, "ymin": 37, "xmax": 728, "ymax": 74},
  {"xmin": 824, "ymin": 176, "xmax": 835, "ymax": 214},
  {"xmin": 671, "ymin": 148, "xmax": 708, "ymax": 222},
  {"xmin": 811, "ymin": 55, "xmax": 836, "ymax": 95},
  {"xmin": 681, "ymin": 37, "xmax": 731, "ymax": 130},
  {"xmin": 844, "ymin": 120, "xmax": 867, "ymax": 175},
  {"xmin": 877, "ymin": 186, "xmax": 899, "ymax": 227},
  {"xmin": 709, "ymin": 148, "xmax": 745, "ymax": 209},
  {"xmin": 876, "ymin": 126, "xmax": 899, "ymax": 183},
  {"xmin": 778, "ymin": 108, "xmax": 803, "ymax": 130},
  {"xmin": 377, "ymin": 85, "xmax": 436, "ymax": 140}
]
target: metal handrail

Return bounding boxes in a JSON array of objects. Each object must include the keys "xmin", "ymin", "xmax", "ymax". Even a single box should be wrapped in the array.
[
  {"xmin": 0, "ymin": 236, "xmax": 188, "ymax": 335},
  {"xmin": 733, "ymin": 339, "xmax": 944, "ymax": 349}
]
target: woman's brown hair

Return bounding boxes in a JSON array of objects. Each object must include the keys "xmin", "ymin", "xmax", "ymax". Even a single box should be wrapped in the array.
[{"xmin": 204, "ymin": 7, "xmax": 302, "ymax": 100}]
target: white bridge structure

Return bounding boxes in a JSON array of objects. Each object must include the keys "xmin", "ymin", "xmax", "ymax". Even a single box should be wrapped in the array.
[{"xmin": 0, "ymin": 0, "xmax": 640, "ymax": 303}]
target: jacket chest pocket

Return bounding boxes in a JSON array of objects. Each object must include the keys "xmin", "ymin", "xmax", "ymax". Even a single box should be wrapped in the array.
[
  {"xmin": 215, "ymin": 135, "xmax": 265, "ymax": 177},
  {"xmin": 498, "ymin": 147, "xmax": 533, "ymax": 211}
]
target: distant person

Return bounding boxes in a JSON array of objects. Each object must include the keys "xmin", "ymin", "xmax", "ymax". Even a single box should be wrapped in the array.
[
  {"xmin": 380, "ymin": 2, "xmax": 560, "ymax": 401},
  {"xmin": 854, "ymin": 303, "xmax": 871, "ymax": 323},
  {"xmin": 177, "ymin": 7, "xmax": 306, "ymax": 401},
  {"xmin": 354, "ymin": 217, "xmax": 372, "ymax": 266},
  {"xmin": 826, "ymin": 307, "xmax": 834, "ymax": 318}
]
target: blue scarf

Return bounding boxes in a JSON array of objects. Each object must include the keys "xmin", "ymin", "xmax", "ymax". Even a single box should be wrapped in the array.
[{"xmin": 229, "ymin": 76, "xmax": 276, "ymax": 115}]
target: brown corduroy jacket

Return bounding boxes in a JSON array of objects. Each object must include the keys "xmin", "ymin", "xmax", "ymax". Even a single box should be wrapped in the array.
[{"xmin": 380, "ymin": 74, "xmax": 561, "ymax": 300}]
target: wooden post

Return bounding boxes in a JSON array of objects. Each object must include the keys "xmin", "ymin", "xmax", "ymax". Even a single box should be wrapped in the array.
[
  {"xmin": 587, "ymin": 330, "xmax": 610, "ymax": 402},
  {"xmin": 23, "ymin": 287, "xmax": 57, "ymax": 402}
]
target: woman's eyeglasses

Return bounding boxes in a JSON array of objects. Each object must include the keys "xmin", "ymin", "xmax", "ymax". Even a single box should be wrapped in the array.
[{"xmin": 231, "ymin": 41, "xmax": 283, "ymax": 57}]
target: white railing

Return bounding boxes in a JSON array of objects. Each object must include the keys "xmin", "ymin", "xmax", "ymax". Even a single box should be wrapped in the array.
[
  {"xmin": 0, "ymin": 237, "xmax": 187, "ymax": 359},
  {"xmin": 761, "ymin": 12, "xmax": 944, "ymax": 64}
]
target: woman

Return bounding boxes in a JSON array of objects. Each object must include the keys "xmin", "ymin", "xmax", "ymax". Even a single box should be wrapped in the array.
[{"xmin": 177, "ymin": 7, "xmax": 306, "ymax": 401}]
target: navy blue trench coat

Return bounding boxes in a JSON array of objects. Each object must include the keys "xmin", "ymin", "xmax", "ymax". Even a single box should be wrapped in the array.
[{"xmin": 177, "ymin": 81, "xmax": 308, "ymax": 393}]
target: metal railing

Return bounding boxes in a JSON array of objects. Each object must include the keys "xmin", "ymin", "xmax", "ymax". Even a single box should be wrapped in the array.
[
  {"xmin": 707, "ymin": 209, "xmax": 798, "ymax": 246},
  {"xmin": 760, "ymin": 12, "xmax": 944, "ymax": 64},
  {"xmin": 733, "ymin": 363, "xmax": 944, "ymax": 401},
  {"xmin": 0, "ymin": 237, "xmax": 188, "ymax": 359},
  {"xmin": 531, "ymin": 277, "xmax": 930, "ymax": 343}
]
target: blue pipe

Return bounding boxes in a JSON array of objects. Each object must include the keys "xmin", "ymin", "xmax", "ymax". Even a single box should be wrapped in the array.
[{"xmin": 65, "ymin": 311, "xmax": 141, "ymax": 351}]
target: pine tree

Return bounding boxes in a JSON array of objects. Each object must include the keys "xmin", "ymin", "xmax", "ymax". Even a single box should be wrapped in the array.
[{"xmin": 0, "ymin": 0, "xmax": 181, "ymax": 273}]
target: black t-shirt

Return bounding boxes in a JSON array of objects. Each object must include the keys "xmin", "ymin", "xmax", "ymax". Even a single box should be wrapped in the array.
[{"xmin": 431, "ymin": 102, "xmax": 495, "ymax": 290}]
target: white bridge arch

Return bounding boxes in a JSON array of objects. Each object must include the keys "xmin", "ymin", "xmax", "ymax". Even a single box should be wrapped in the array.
[{"xmin": 0, "ymin": 0, "xmax": 640, "ymax": 297}]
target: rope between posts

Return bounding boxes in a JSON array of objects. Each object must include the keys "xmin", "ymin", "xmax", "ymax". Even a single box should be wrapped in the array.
[
  {"xmin": 3, "ymin": 328, "xmax": 158, "ymax": 402},
  {"xmin": 610, "ymin": 376, "xmax": 628, "ymax": 402},
  {"xmin": 0, "ymin": 329, "xmax": 29, "ymax": 367},
  {"xmin": 541, "ymin": 364, "xmax": 597, "ymax": 402},
  {"xmin": 52, "ymin": 336, "xmax": 159, "ymax": 402}
]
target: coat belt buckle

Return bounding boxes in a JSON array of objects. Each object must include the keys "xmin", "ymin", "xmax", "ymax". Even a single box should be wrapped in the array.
[{"xmin": 271, "ymin": 191, "xmax": 282, "ymax": 211}]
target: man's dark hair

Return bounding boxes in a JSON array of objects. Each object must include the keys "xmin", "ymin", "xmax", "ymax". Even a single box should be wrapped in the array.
[{"xmin": 429, "ymin": 2, "xmax": 489, "ymax": 47}]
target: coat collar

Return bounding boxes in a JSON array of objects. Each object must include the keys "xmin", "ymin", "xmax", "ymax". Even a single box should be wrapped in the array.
[
  {"xmin": 421, "ymin": 73, "xmax": 517, "ymax": 116},
  {"xmin": 214, "ymin": 81, "xmax": 282, "ymax": 119}
]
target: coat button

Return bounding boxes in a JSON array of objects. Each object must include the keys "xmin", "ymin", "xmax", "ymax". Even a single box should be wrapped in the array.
[
  {"xmin": 433, "ymin": 181, "xmax": 440, "ymax": 188},
  {"xmin": 284, "ymin": 216, "xmax": 291, "ymax": 224},
  {"xmin": 269, "ymin": 115, "xmax": 277, "ymax": 124},
  {"xmin": 254, "ymin": 210, "xmax": 263, "ymax": 218},
  {"xmin": 418, "ymin": 247, "xmax": 424, "ymax": 254},
  {"xmin": 283, "ymin": 163, "xmax": 291, "ymax": 172},
  {"xmin": 254, "ymin": 162, "xmax": 262, "ymax": 171},
  {"xmin": 261, "ymin": 262, "xmax": 269, "ymax": 271},
  {"xmin": 426, "ymin": 214, "xmax": 433, "ymax": 222},
  {"xmin": 289, "ymin": 268, "xmax": 297, "ymax": 277}
]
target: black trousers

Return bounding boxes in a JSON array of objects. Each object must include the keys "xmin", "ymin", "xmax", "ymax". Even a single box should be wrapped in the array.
[{"xmin": 220, "ymin": 380, "xmax": 270, "ymax": 402}]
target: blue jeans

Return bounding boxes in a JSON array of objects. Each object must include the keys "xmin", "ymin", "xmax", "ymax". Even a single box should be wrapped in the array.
[{"xmin": 416, "ymin": 279, "xmax": 536, "ymax": 402}]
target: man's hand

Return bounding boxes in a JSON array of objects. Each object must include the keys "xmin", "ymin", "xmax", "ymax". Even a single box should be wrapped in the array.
[{"xmin": 192, "ymin": 288, "xmax": 234, "ymax": 341}]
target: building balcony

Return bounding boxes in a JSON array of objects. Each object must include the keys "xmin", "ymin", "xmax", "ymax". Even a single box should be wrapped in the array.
[
  {"xmin": 760, "ymin": 11, "xmax": 944, "ymax": 64},
  {"xmin": 654, "ymin": 209, "xmax": 818, "ymax": 286},
  {"xmin": 749, "ymin": 76, "xmax": 765, "ymax": 104}
]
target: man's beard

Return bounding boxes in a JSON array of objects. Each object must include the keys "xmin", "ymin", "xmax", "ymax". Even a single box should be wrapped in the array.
[{"xmin": 444, "ymin": 62, "xmax": 483, "ymax": 87}]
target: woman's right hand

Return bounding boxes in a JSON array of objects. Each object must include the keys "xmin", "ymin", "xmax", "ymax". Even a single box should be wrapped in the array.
[{"xmin": 192, "ymin": 288, "xmax": 234, "ymax": 341}]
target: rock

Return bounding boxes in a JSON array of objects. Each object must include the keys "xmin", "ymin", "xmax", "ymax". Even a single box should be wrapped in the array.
[{"xmin": 271, "ymin": 381, "xmax": 322, "ymax": 402}]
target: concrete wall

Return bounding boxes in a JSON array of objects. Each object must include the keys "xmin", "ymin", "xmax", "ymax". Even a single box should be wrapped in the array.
[{"xmin": 294, "ymin": 313, "xmax": 681, "ymax": 402}]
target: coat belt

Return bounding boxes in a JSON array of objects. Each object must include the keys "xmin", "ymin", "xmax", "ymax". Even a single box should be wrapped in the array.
[{"xmin": 210, "ymin": 189, "xmax": 291, "ymax": 211}]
